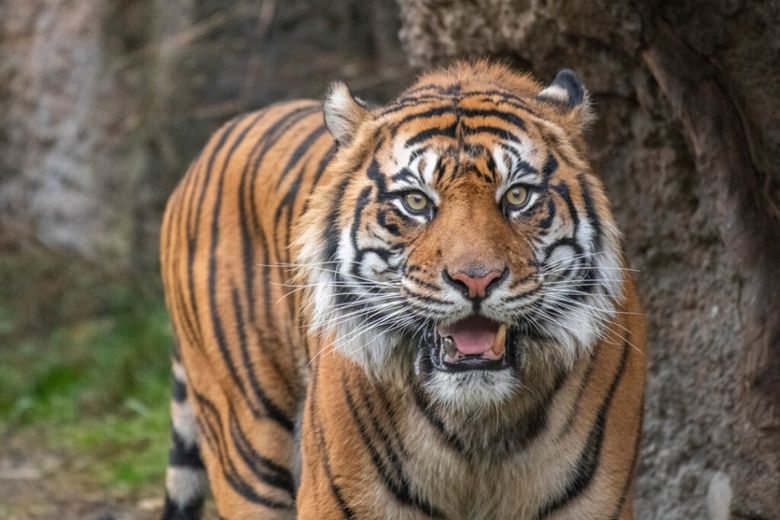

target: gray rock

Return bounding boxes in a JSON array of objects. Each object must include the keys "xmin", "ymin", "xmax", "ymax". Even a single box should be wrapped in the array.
[{"xmin": 397, "ymin": 1, "xmax": 780, "ymax": 518}]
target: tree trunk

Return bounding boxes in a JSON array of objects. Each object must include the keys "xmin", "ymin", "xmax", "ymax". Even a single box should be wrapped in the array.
[{"xmin": 397, "ymin": 1, "xmax": 779, "ymax": 518}]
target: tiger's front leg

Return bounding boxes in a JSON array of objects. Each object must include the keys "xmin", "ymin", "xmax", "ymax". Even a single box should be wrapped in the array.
[
  {"xmin": 296, "ymin": 354, "xmax": 418, "ymax": 520},
  {"xmin": 296, "ymin": 354, "xmax": 439, "ymax": 520},
  {"xmin": 297, "ymin": 360, "xmax": 366, "ymax": 520}
]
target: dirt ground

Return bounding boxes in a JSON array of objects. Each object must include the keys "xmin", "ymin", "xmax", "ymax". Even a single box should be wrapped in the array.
[{"xmin": 0, "ymin": 432, "xmax": 164, "ymax": 520}]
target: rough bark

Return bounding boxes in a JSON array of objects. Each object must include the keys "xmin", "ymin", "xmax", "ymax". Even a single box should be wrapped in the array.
[
  {"xmin": 0, "ymin": 0, "xmax": 413, "ymax": 327},
  {"xmin": 397, "ymin": 1, "xmax": 779, "ymax": 518}
]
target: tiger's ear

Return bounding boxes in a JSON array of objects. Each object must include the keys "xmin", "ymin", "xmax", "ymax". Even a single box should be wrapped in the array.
[
  {"xmin": 537, "ymin": 69, "xmax": 585, "ymax": 108},
  {"xmin": 324, "ymin": 82, "xmax": 368, "ymax": 146},
  {"xmin": 536, "ymin": 69, "xmax": 592, "ymax": 125}
]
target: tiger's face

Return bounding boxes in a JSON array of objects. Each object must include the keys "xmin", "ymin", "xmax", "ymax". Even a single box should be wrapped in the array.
[{"xmin": 297, "ymin": 64, "xmax": 623, "ymax": 410}]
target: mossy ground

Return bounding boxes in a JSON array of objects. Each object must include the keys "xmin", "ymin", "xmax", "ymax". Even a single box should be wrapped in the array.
[{"xmin": 0, "ymin": 281, "xmax": 174, "ymax": 517}]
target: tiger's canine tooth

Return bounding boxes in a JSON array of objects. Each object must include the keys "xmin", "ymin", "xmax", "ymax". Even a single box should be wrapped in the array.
[
  {"xmin": 442, "ymin": 336, "xmax": 458, "ymax": 359},
  {"xmin": 492, "ymin": 323, "xmax": 507, "ymax": 356}
]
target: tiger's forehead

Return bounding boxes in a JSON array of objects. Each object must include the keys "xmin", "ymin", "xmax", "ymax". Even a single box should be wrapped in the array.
[
  {"xmin": 378, "ymin": 122, "xmax": 548, "ymax": 189},
  {"xmin": 374, "ymin": 93, "xmax": 552, "ymax": 185}
]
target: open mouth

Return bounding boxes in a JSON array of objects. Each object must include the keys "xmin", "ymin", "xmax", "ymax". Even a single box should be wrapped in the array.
[{"xmin": 422, "ymin": 315, "xmax": 516, "ymax": 372}]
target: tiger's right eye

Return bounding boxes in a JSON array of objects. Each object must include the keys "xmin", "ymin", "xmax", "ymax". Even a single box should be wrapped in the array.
[
  {"xmin": 504, "ymin": 185, "xmax": 530, "ymax": 208},
  {"xmin": 403, "ymin": 191, "xmax": 430, "ymax": 213}
]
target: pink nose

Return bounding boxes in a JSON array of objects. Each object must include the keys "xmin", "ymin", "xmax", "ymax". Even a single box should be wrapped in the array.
[{"xmin": 449, "ymin": 270, "xmax": 503, "ymax": 300}]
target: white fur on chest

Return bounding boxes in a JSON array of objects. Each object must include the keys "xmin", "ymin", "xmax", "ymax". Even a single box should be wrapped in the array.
[{"xmin": 404, "ymin": 415, "xmax": 580, "ymax": 519}]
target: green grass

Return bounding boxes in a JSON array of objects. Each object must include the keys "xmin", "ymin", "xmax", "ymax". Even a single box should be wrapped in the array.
[{"xmin": 0, "ymin": 293, "xmax": 174, "ymax": 493}]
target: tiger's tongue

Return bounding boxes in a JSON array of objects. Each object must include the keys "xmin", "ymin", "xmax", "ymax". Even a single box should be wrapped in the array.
[{"xmin": 438, "ymin": 315, "xmax": 500, "ymax": 355}]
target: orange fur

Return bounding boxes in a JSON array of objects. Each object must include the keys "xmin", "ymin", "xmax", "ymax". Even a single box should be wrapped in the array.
[{"xmin": 160, "ymin": 61, "xmax": 646, "ymax": 519}]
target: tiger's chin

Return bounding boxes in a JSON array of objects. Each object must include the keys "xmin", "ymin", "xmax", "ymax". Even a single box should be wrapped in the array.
[
  {"xmin": 412, "ymin": 320, "xmax": 527, "ymax": 411},
  {"xmin": 421, "ymin": 369, "xmax": 520, "ymax": 411}
]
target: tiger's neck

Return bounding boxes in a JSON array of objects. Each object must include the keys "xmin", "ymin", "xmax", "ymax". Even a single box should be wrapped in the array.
[{"xmin": 301, "ymin": 299, "xmax": 643, "ymax": 518}]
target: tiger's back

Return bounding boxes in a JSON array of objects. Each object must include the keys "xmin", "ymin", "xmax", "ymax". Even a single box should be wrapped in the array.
[
  {"xmin": 160, "ymin": 101, "xmax": 335, "ymax": 517},
  {"xmin": 160, "ymin": 62, "xmax": 646, "ymax": 520}
]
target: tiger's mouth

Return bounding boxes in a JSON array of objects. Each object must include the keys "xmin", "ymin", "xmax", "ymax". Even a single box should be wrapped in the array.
[{"xmin": 420, "ymin": 315, "xmax": 518, "ymax": 373}]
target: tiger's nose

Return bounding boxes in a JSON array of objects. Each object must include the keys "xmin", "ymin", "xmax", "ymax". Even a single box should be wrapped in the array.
[{"xmin": 444, "ymin": 267, "xmax": 505, "ymax": 300}]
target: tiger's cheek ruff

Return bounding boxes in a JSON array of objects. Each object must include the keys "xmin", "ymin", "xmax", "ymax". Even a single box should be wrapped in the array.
[
  {"xmin": 527, "ymin": 174, "xmax": 625, "ymax": 369},
  {"xmin": 477, "ymin": 141, "xmax": 626, "ymax": 371},
  {"xmin": 294, "ymin": 173, "xmax": 417, "ymax": 379}
]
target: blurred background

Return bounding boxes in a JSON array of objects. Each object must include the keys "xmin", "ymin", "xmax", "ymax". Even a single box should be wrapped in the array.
[{"xmin": 0, "ymin": 0, "xmax": 778, "ymax": 519}]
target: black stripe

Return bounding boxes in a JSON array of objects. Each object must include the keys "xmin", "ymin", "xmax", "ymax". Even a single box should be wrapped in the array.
[
  {"xmin": 542, "ymin": 153, "xmax": 558, "ymax": 180},
  {"xmin": 501, "ymin": 281, "xmax": 543, "ymax": 303},
  {"xmin": 228, "ymin": 405, "xmax": 295, "ymax": 496},
  {"xmin": 214, "ymin": 105, "xmax": 316, "ymax": 422},
  {"xmin": 276, "ymin": 126, "xmax": 329, "ymax": 260},
  {"xmin": 324, "ymin": 177, "xmax": 351, "ymax": 262},
  {"xmin": 485, "ymin": 370, "xmax": 566, "ymax": 455},
  {"xmin": 412, "ymin": 386, "xmax": 467, "ymax": 455},
  {"xmin": 309, "ymin": 365, "xmax": 357, "ymax": 519},
  {"xmin": 171, "ymin": 342, "xmax": 182, "ymax": 361},
  {"xmin": 238, "ymin": 150, "xmax": 299, "ymax": 402},
  {"xmin": 406, "ymin": 274, "xmax": 440, "ymax": 292},
  {"xmin": 342, "ymin": 379, "xmax": 443, "ymax": 518},
  {"xmin": 376, "ymin": 208, "xmax": 403, "ymax": 236},
  {"xmin": 558, "ymin": 347, "xmax": 598, "ymax": 437},
  {"xmin": 210, "ymin": 109, "xmax": 300, "ymax": 418},
  {"xmin": 609, "ymin": 416, "xmax": 642, "ymax": 520},
  {"xmin": 172, "ymin": 376, "xmax": 188, "ymax": 403},
  {"xmin": 235, "ymin": 114, "xmax": 301, "ymax": 400},
  {"xmin": 230, "ymin": 285, "xmax": 294, "ymax": 431},
  {"xmin": 185, "ymin": 117, "xmax": 243, "ymax": 348},
  {"xmin": 275, "ymin": 125, "xmax": 328, "ymax": 188},
  {"xmin": 460, "ymin": 89, "xmax": 540, "ymax": 116},
  {"xmin": 366, "ymin": 154, "xmax": 390, "ymax": 197},
  {"xmin": 372, "ymin": 384, "xmax": 408, "ymax": 460},
  {"xmin": 355, "ymin": 378, "xmax": 410, "ymax": 464},
  {"xmin": 306, "ymin": 143, "xmax": 338, "ymax": 206},
  {"xmin": 404, "ymin": 122, "xmax": 458, "ymax": 148},
  {"xmin": 169, "ymin": 198, "xmax": 200, "ymax": 350},
  {"xmin": 206, "ymin": 112, "xmax": 268, "ymax": 420},
  {"xmin": 405, "ymin": 290, "xmax": 451, "ymax": 306},
  {"xmin": 404, "ymin": 298, "xmax": 450, "ymax": 316},
  {"xmin": 343, "ymin": 381, "xmax": 404, "ymax": 488},
  {"xmin": 576, "ymin": 173, "xmax": 603, "ymax": 251},
  {"xmin": 542, "ymin": 236, "xmax": 584, "ymax": 264},
  {"xmin": 169, "ymin": 430, "xmax": 205, "ymax": 469},
  {"xmin": 195, "ymin": 391, "xmax": 293, "ymax": 510},
  {"xmin": 380, "ymin": 88, "xmax": 540, "ymax": 119},
  {"xmin": 534, "ymin": 337, "xmax": 631, "ymax": 519},
  {"xmin": 538, "ymin": 196, "xmax": 557, "ymax": 230},
  {"xmin": 240, "ymin": 105, "xmax": 318, "ymax": 328},
  {"xmin": 390, "ymin": 167, "xmax": 420, "ymax": 184},
  {"xmin": 462, "ymin": 123, "xmax": 521, "ymax": 143},
  {"xmin": 400, "ymin": 84, "xmax": 445, "ymax": 96},
  {"xmin": 162, "ymin": 493, "xmax": 204, "ymax": 520},
  {"xmin": 347, "ymin": 186, "xmax": 374, "ymax": 279},
  {"xmin": 460, "ymin": 107, "xmax": 526, "ymax": 131},
  {"xmin": 379, "ymin": 95, "xmax": 454, "ymax": 116},
  {"xmin": 542, "ymin": 182, "xmax": 581, "ymax": 262},
  {"xmin": 390, "ymin": 105, "xmax": 455, "ymax": 135}
]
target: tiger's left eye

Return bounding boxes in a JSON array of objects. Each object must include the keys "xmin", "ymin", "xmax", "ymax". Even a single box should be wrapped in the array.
[
  {"xmin": 503, "ymin": 185, "xmax": 531, "ymax": 208},
  {"xmin": 403, "ymin": 191, "xmax": 430, "ymax": 212}
]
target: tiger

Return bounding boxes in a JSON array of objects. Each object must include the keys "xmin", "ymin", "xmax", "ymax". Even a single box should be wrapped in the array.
[{"xmin": 159, "ymin": 60, "xmax": 647, "ymax": 520}]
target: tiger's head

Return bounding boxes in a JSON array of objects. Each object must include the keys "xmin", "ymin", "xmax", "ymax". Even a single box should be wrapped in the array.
[{"xmin": 296, "ymin": 62, "xmax": 623, "ymax": 410}]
